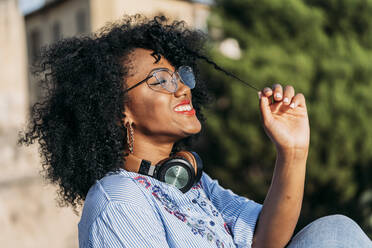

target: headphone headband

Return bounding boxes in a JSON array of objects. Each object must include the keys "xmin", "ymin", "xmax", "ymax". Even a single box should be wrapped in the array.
[{"xmin": 124, "ymin": 151, "xmax": 203, "ymax": 193}]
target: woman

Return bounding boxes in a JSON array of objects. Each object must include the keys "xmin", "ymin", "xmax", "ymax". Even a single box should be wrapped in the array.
[{"xmin": 19, "ymin": 15, "xmax": 371, "ymax": 248}]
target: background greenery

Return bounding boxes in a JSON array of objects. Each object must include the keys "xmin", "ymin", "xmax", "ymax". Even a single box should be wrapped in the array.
[{"xmin": 196, "ymin": 0, "xmax": 372, "ymax": 238}]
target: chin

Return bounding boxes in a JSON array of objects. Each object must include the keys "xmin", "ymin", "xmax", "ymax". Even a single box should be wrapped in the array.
[
  {"xmin": 172, "ymin": 117, "xmax": 202, "ymax": 137},
  {"xmin": 183, "ymin": 123, "xmax": 202, "ymax": 136}
]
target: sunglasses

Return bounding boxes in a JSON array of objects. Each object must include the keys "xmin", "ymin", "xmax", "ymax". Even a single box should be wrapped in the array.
[{"xmin": 124, "ymin": 66, "xmax": 196, "ymax": 93}]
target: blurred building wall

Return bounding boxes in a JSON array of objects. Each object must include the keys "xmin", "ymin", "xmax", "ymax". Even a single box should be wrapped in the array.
[
  {"xmin": 25, "ymin": 0, "xmax": 91, "ymax": 110},
  {"xmin": 0, "ymin": 0, "xmax": 209, "ymax": 247},
  {"xmin": 0, "ymin": 0, "xmax": 81, "ymax": 247},
  {"xmin": 89, "ymin": 0, "xmax": 209, "ymax": 32},
  {"xmin": 25, "ymin": 0, "xmax": 209, "ymax": 116}
]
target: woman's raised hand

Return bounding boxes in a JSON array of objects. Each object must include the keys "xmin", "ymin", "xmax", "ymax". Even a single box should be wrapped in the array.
[
  {"xmin": 258, "ymin": 84, "xmax": 310, "ymax": 154},
  {"xmin": 255, "ymin": 84, "xmax": 310, "ymax": 247}
]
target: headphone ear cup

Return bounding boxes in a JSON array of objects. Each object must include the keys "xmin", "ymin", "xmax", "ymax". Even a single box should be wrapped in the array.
[
  {"xmin": 156, "ymin": 156, "xmax": 195, "ymax": 193},
  {"xmin": 154, "ymin": 151, "xmax": 204, "ymax": 193},
  {"xmin": 175, "ymin": 151, "xmax": 203, "ymax": 186},
  {"xmin": 190, "ymin": 151, "xmax": 203, "ymax": 185},
  {"xmin": 174, "ymin": 151, "xmax": 196, "ymax": 174}
]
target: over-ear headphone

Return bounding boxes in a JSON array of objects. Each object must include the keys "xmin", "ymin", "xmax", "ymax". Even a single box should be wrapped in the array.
[{"xmin": 124, "ymin": 151, "xmax": 203, "ymax": 193}]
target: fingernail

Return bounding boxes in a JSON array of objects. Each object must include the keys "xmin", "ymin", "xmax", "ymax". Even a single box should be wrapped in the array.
[
  {"xmin": 263, "ymin": 88, "xmax": 271, "ymax": 93},
  {"xmin": 276, "ymin": 93, "xmax": 282, "ymax": 99},
  {"xmin": 290, "ymin": 103, "xmax": 296, "ymax": 108},
  {"xmin": 258, "ymin": 91, "xmax": 262, "ymax": 100},
  {"xmin": 283, "ymin": 98, "xmax": 289, "ymax": 103}
]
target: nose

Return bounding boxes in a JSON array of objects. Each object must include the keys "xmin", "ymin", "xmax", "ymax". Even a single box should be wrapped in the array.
[{"xmin": 174, "ymin": 79, "xmax": 190, "ymax": 97}]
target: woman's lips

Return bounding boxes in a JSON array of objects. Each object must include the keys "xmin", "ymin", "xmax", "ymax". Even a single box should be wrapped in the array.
[
  {"xmin": 173, "ymin": 101, "xmax": 195, "ymax": 116},
  {"xmin": 174, "ymin": 99, "xmax": 191, "ymax": 108},
  {"xmin": 175, "ymin": 108, "xmax": 196, "ymax": 116}
]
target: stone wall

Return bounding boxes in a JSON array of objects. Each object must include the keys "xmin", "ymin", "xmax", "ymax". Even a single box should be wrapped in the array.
[
  {"xmin": 0, "ymin": 0, "xmax": 80, "ymax": 247},
  {"xmin": 25, "ymin": 0, "xmax": 91, "ymax": 111}
]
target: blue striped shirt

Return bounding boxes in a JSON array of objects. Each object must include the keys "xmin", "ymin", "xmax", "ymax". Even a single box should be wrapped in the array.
[{"xmin": 78, "ymin": 169, "xmax": 262, "ymax": 247}]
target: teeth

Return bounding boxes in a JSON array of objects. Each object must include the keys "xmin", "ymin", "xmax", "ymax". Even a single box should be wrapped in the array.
[{"xmin": 175, "ymin": 104, "xmax": 192, "ymax": 112}]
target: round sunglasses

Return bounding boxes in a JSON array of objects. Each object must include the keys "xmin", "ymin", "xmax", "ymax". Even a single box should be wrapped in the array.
[{"xmin": 124, "ymin": 66, "xmax": 196, "ymax": 93}]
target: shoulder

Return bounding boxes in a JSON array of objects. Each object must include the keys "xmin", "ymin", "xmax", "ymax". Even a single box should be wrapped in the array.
[
  {"xmin": 98, "ymin": 170, "xmax": 150, "ymax": 204},
  {"xmin": 83, "ymin": 169, "xmax": 150, "ymax": 206},
  {"xmin": 78, "ymin": 169, "xmax": 154, "ymax": 234},
  {"xmin": 200, "ymin": 171, "xmax": 214, "ymax": 185},
  {"xmin": 199, "ymin": 171, "xmax": 218, "ymax": 195}
]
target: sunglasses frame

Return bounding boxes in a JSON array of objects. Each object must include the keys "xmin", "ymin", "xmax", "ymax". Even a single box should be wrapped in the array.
[{"xmin": 124, "ymin": 66, "xmax": 195, "ymax": 93}]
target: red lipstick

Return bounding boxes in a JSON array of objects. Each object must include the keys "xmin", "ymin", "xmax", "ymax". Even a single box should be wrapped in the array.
[
  {"xmin": 173, "ymin": 99, "xmax": 195, "ymax": 116},
  {"xmin": 174, "ymin": 99, "xmax": 191, "ymax": 108}
]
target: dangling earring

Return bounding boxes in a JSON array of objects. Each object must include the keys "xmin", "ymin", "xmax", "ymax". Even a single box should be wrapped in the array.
[{"xmin": 126, "ymin": 122, "xmax": 134, "ymax": 154}]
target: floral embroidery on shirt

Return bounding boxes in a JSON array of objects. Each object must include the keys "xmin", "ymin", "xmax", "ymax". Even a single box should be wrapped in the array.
[
  {"xmin": 192, "ymin": 191, "xmax": 223, "ymax": 220},
  {"xmin": 134, "ymin": 176, "xmax": 151, "ymax": 189},
  {"xmin": 152, "ymin": 185, "xmax": 188, "ymax": 222},
  {"xmin": 192, "ymin": 180, "xmax": 203, "ymax": 189},
  {"xmin": 133, "ymin": 176, "xmax": 231, "ymax": 247}
]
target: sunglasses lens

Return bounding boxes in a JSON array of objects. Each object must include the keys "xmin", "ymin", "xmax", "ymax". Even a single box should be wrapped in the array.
[
  {"xmin": 178, "ymin": 66, "xmax": 196, "ymax": 89},
  {"xmin": 151, "ymin": 71, "xmax": 177, "ymax": 93}
]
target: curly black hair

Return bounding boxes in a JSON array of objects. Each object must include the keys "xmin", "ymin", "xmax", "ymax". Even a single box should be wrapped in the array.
[{"xmin": 17, "ymin": 15, "xmax": 218, "ymax": 209}]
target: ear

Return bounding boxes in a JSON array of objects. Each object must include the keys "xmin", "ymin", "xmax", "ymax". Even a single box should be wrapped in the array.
[{"xmin": 123, "ymin": 103, "xmax": 134, "ymax": 127}]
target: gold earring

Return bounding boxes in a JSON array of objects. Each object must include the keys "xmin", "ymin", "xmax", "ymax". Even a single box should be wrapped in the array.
[{"xmin": 126, "ymin": 122, "xmax": 134, "ymax": 154}]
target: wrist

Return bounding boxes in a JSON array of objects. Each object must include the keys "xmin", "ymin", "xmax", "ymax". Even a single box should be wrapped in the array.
[{"xmin": 276, "ymin": 146, "xmax": 309, "ymax": 163}]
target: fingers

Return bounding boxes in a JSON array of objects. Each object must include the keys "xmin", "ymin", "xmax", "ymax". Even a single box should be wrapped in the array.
[
  {"xmin": 282, "ymin": 85, "xmax": 295, "ymax": 106},
  {"xmin": 262, "ymin": 87, "xmax": 272, "ymax": 97},
  {"xmin": 290, "ymin": 93, "xmax": 306, "ymax": 109},
  {"xmin": 261, "ymin": 84, "xmax": 289, "ymax": 102},
  {"xmin": 272, "ymin": 84, "xmax": 283, "ymax": 101},
  {"xmin": 258, "ymin": 84, "xmax": 305, "ymax": 109},
  {"xmin": 258, "ymin": 90, "xmax": 273, "ymax": 124}
]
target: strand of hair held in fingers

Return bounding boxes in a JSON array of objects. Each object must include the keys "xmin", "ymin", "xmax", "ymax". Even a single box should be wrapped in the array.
[{"xmin": 194, "ymin": 52, "xmax": 261, "ymax": 92}]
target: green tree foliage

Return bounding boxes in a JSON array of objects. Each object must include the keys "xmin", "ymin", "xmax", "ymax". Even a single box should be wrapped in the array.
[{"xmin": 197, "ymin": 0, "xmax": 372, "ymax": 237}]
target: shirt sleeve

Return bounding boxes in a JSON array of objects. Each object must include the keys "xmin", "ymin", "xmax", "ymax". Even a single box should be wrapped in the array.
[
  {"xmin": 87, "ymin": 201, "xmax": 170, "ymax": 248},
  {"xmin": 201, "ymin": 172, "xmax": 262, "ymax": 247}
]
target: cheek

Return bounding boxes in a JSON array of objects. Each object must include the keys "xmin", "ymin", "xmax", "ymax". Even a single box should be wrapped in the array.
[
  {"xmin": 135, "ymin": 95, "xmax": 171, "ymax": 124},
  {"xmin": 151, "ymin": 98, "xmax": 172, "ymax": 121}
]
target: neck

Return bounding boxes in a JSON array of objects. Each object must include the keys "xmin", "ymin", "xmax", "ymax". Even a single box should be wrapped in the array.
[{"xmin": 124, "ymin": 131, "xmax": 176, "ymax": 171}]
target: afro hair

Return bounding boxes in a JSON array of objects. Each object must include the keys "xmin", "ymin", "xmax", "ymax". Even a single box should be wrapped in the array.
[{"xmin": 18, "ymin": 15, "xmax": 213, "ymax": 208}]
